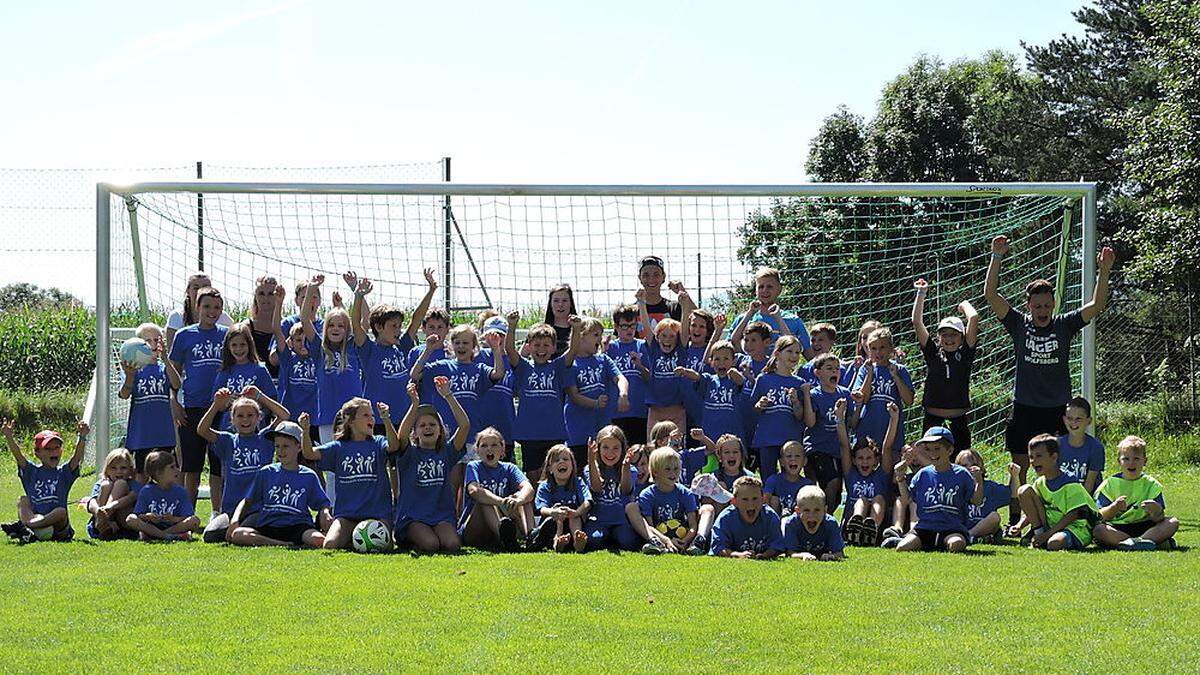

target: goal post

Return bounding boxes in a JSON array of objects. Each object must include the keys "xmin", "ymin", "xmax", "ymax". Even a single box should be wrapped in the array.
[{"xmin": 93, "ymin": 181, "xmax": 1097, "ymax": 471}]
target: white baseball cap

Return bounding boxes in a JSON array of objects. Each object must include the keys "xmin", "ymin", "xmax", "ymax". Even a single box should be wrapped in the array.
[{"xmin": 936, "ymin": 317, "xmax": 965, "ymax": 335}]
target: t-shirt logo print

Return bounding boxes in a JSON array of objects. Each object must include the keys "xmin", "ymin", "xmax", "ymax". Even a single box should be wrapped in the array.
[
  {"xmin": 341, "ymin": 452, "xmax": 376, "ymax": 477},
  {"xmin": 1023, "ymin": 333, "xmax": 1061, "ymax": 366},
  {"xmin": 416, "ymin": 457, "xmax": 446, "ymax": 487}
]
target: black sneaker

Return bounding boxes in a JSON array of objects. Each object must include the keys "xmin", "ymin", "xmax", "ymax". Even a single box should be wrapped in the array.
[
  {"xmin": 641, "ymin": 540, "xmax": 665, "ymax": 555},
  {"xmin": 686, "ymin": 534, "xmax": 708, "ymax": 556},
  {"xmin": 860, "ymin": 520, "xmax": 879, "ymax": 547},
  {"xmin": 881, "ymin": 525, "xmax": 903, "ymax": 540},
  {"xmin": 880, "ymin": 535, "xmax": 901, "ymax": 549},
  {"xmin": 1, "ymin": 521, "xmax": 25, "ymax": 539},
  {"xmin": 1160, "ymin": 537, "xmax": 1177, "ymax": 551},
  {"xmin": 497, "ymin": 517, "xmax": 519, "ymax": 552}
]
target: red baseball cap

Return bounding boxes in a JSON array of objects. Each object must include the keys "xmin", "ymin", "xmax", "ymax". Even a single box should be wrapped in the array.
[{"xmin": 33, "ymin": 430, "xmax": 64, "ymax": 450}]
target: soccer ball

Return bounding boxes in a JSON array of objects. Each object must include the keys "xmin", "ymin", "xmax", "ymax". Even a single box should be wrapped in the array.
[
  {"xmin": 119, "ymin": 337, "xmax": 156, "ymax": 369},
  {"xmin": 656, "ymin": 519, "xmax": 689, "ymax": 540},
  {"xmin": 351, "ymin": 519, "xmax": 392, "ymax": 553},
  {"xmin": 33, "ymin": 526, "xmax": 54, "ymax": 541}
]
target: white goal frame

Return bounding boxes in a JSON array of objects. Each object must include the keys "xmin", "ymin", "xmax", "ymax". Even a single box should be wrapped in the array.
[{"xmin": 94, "ymin": 181, "xmax": 1097, "ymax": 468}]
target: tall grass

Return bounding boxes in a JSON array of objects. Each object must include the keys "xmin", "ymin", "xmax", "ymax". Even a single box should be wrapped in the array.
[{"xmin": 0, "ymin": 307, "xmax": 94, "ymax": 391}]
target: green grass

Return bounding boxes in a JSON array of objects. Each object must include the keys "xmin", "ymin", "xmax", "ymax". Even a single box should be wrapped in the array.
[{"xmin": 0, "ymin": 446, "xmax": 1197, "ymax": 672}]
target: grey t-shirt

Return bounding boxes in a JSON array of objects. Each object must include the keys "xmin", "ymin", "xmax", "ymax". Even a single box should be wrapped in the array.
[{"xmin": 1001, "ymin": 308, "xmax": 1087, "ymax": 407}]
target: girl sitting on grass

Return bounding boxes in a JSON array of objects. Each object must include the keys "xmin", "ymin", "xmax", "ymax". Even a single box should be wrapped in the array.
[
  {"xmin": 125, "ymin": 451, "xmax": 200, "ymax": 542},
  {"xmin": 531, "ymin": 445, "xmax": 592, "ymax": 552},
  {"xmin": 86, "ymin": 448, "xmax": 141, "ymax": 540}
]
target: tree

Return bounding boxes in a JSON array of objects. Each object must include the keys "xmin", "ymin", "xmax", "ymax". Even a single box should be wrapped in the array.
[
  {"xmin": 0, "ymin": 283, "xmax": 81, "ymax": 311},
  {"xmin": 805, "ymin": 106, "xmax": 868, "ymax": 182}
]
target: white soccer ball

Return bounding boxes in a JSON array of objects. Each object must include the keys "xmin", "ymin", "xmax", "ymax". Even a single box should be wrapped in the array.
[
  {"xmin": 351, "ymin": 519, "xmax": 392, "ymax": 553},
  {"xmin": 119, "ymin": 337, "xmax": 156, "ymax": 369}
]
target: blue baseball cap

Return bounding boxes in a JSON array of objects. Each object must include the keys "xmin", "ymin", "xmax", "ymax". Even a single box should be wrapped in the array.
[
  {"xmin": 918, "ymin": 426, "xmax": 955, "ymax": 446},
  {"xmin": 481, "ymin": 315, "xmax": 508, "ymax": 336}
]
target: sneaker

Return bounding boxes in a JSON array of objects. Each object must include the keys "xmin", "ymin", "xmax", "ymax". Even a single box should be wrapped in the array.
[
  {"xmin": 686, "ymin": 534, "xmax": 708, "ymax": 556},
  {"xmin": 0, "ymin": 521, "xmax": 23, "ymax": 539},
  {"xmin": 1117, "ymin": 537, "xmax": 1158, "ymax": 552},
  {"xmin": 845, "ymin": 515, "xmax": 864, "ymax": 546},
  {"xmin": 880, "ymin": 535, "xmax": 901, "ymax": 549},
  {"xmin": 1159, "ymin": 537, "xmax": 1177, "ymax": 551},
  {"xmin": 860, "ymin": 521, "xmax": 879, "ymax": 547},
  {"xmin": 641, "ymin": 540, "xmax": 665, "ymax": 555},
  {"xmin": 497, "ymin": 517, "xmax": 519, "ymax": 552},
  {"xmin": 881, "ymin": 525, "xmax": 903, "ymax": 540}
]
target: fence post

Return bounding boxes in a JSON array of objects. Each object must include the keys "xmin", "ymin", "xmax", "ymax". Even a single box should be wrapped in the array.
[
  {"xmin": 196, "ymin": 161, "xmax": 205, "ymax": 271},
  {"xmin": 442, "ymin": 157, "xmax": 452, "ymax": 310}
]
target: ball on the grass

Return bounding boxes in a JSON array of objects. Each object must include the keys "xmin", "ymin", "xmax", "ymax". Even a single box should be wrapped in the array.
[
  {"xmin": 33, "ymin": 526, "xmax": 54, "ymax": 541},
  {"xmin": 656, "ymin": 519, "xmax": 688, "ymax": 540},
  {"xmin": 351, "ymin": 519, "xmax": 392, "ymax": 553},
  {"xmin": 119, "ymin": 337, "xmax": 156, "ymax": 369}
]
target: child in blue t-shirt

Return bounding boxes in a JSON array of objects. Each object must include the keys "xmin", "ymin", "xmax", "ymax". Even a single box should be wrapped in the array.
[
  {"xmin": 851, "ymin": 328, "xmax": 914, "ymax": 455},
  {"xmin": 85, "ymin": 448, "xmax": 141, "ymax": 540},
  {"xmin": 637, "ymin": 288, "xmax": 692, "ymax": 442},
  {"xmin": 679, "ymin": 309, "xmax": 717, "ymax": 427},
  {"xmin": 460, "ymin": 427, "xmax": 535, "ymax": 551},
  {"xmin": 2, "ymin": 420, "xmax": 87, "ymax": 543},
  {"xmin": 840, "ymin": 400, "xmax": 898, "ymax": 547},
  {"xmin": 509, "ymin": 320, "xmax": 578, "ymax": 481},
  {"xmin": 955, "ymin": 449, "xmax": 1013, "ymax": 544},
  {"xmin": 314, "ymin": 306, "xmax": 362, "ymax": 445},
  {"xmin": 893, "ymin": 427, "xmax": 982, "ymax": 553},
  {"xmin": 394, "ymin": 378, "xmax": 471, "ymax": 553},
  {"xmin": 583, "ymin": 426, "xmax": 640, "ymax": 551},
  {"xmin": 764, "ymin": 441, "xmax": 814, "ymax": 517},
  {"xmin": 198, "ymin": 387, "xmax": 290, "ymax": 542},
  {"xmin": 530, "ymin": 445, "xmax": 592, "ymax": 552},
  {"xmin": 635, "ymin": 447, "xmax": 700, "ymax": 555},
  {"xmin": 303, "ymin": 398, "xmax": 400, "ymax": 550},
  {"xmin": 270, "ymin": 277, "xmax": 323, "ymax": 427},
  {"xmin": 476, "ymin": 313, "xmax": 518, "ymax": 455},
  {"xmin": 563, "ymin": 318, "xmax": 628, "ymax": 469},
  {"xmin": 1058, "ymin": 396, "xmax": 1105, "ymax": 493},
  {"xmin": 212, "ymin": 322, "xmax": 281, "ymax": 431},
  {"xmin": 607, "ymin": 304, "xmax": 651, "ymax": 446},
  {"xmin": 802, "ymin": 353, "xmax": 856, "ymax": 513},
  {"xmin": 117, "ymin": 322, "xmax": 181, "ymax": 481},
  {"xmin": 781, "ymin": 485, "xmax": 845, "ymax": 561},
  {"xmin": 675, "ymin": 315, "xmax": 746, "ymax": 445},
  {"xmin": 125, "ymin": 451, "xmax": 199, "ymax": 542},
  {"xmin": 749, "ymin": 335, "xmax": 807, "ymax": 478},
  {"xmin": 708, "ymin": 476, "xmax": 785, "ymax": 558},
  {"xmin": 229, "ymin": 421, "xmax": 332, "ymax": 548},
  {"xmin": 686, "ymin": 431, "xmax": 751, "ymax": 554}
]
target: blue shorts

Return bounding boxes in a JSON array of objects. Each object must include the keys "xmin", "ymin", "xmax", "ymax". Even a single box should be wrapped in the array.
[{"xmin": 1057, "ymin": 529, "xmax": 1085, "ymax": 550}]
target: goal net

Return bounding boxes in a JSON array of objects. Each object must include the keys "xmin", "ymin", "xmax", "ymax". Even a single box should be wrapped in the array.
[{"xmin": 92, "ymin": 182, "xmax": 1094, "ymax": 472}]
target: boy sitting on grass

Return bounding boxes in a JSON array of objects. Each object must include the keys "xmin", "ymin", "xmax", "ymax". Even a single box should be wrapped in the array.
[
  {"xmin": 1014, "ymin": 434, "xmax": 1098, "ymax": 550},
  {"xmin": 2, "ymin": 419, "xmax": 88, "ymax": 543},
  {"xmin": 889, "ymin": 426, "xmax": 982, "ymax": 553},
  {"xmin": 708, "ymin": 476, "xmax": 785, "ymax": 559},
  {"xmin": 781, "ymin": 485, "xmax": 845, "ymax": 561},
  {"xmin": 1092, "ymin": 435, "xmax": 1179, "ymax": 551}
]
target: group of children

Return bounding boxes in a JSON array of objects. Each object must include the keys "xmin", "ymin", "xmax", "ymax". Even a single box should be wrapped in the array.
[{"xmin": 1, "ymin": 247, "xmax": 1182, "ymax": 556}]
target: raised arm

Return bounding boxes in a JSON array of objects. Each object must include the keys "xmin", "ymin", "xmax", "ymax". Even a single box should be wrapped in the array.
[
  {"xmin": 376, "ymin": 402, "xmax": 401, "ymax": 453},
  {"xmin": 350, "ymin": 276, "xmax": 372, "ymax": 348},
  {"xmin": 66, "ymin": 420, "xmax": 89, "ymax": 471},
  {"xmin": 405, "ymin": 268, "xmax": 439, "ymax": 340},
  {"xmin": 836, "ymin": 399, "xmax": 853, "ymax": 478},
  {"xmin": 881, "ymin": 402, "xmax": 899, "ymax": 472},
  {"xmin": 688, "ymin": 428, "xmax": 717, "ymax": 454},
  {"xmin": 198, "ymin": 388, "xmax": 233, "ymax": 442},
  {"xmin": 242, "ymin": 385, "xmax": 290, "ymax": 422},
  {"xmin": 299, "ymin": 413, "xmax": 321, "ymax": 462},
  {"xmin": 700, "ymin": 313, "xmax": 727, "ymax": 365},
  {"xmin": 299, "ymin": 275, "xmax": 322, "ymax": 341},
  {"xmin": 912, "ymin": 279, "xmax": 930, "ymax": 348},
  {"xmin": 436, "ymin": 376, "xmax": 471, "ymax": 450},
  {"xmin": 586, "ymin": 438, "xmax": 604, "ymax": 492},
  {"xmin": 763, "ymin": 303, "xmax": 791, "ymax": 337},
  {"xmin": 1080, "ymin": 247, "xmax": 1114, "ymax": 323},
  {"xmin": 504, "ymin": 311, "xmax": 521, "ymax": 364},
  {"xmin": 800, "ymin": 383, "xmax": 816, "ymax": 428},
  {"xmin": 410, "ymin": 334, "xmax": 443, "ymax": 382},
  {"xmin": 395, "ymin": 383, "xmax": 422, "ymax": 455},
  {"xmin": 984, "ymin": 236, "xmax": 1011, "ymax": 320},
  {"xmin": 729, "ymin": 301, "xmax": 760, "ymax": 353},
  {"xmin": 485, "ymin": 332, "xmax": 506, "ymax": 382},
  {"xmin": 669, "ymin": 281, "xmax": 695, "ymax": 332},
  {"xmin": 959, "ymin": 299, "xmax": 980, "ymax": 348},
  {"xmin": 564, "ymin": 315, "xmax": 583, "ymax": 366},
  {"xmin": 269, "ymin": 284, "xmax": 287, "ymax": 367}
]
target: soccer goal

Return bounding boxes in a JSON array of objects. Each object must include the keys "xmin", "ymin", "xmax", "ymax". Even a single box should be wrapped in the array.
[{"xmin": 91, "ymin": 181, "xmax": 1097, "ymax": 471}]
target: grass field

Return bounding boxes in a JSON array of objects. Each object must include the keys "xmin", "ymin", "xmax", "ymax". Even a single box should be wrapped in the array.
[{"xmin": 1, "ymin": 446, "xmax": 1197, "ymax": 672}]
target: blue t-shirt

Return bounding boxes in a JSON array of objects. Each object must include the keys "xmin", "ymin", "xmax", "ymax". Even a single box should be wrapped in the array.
[
  {"xmin": 460, "ymin": 460, "xmax": 528, "ymax": 528},
  {"xmin": 168, "ymin": 324, "xmax": 228, "ymax": 407},
  {"xmin": 564, "ymin": 354, "xmax": 621, "ymax": 446},
  {"xmin": 637, "ymin": 484, "xmax": 698, "ymax": 526},
  {"xmin": 713, "ymin": 467, "xmax": 754, "ymax": 493},
  {"xmin": 18, "ymin": 462, "xmax": 79, "ymax": 515},
  {"xmin": 395, "ymin": 441, "xmax": 464, "ymax": 527},
  {"xmin": 679, "ymin": 448, "xmax": 710, "ymax": 486},
  {"xmin": 1056, "ymin": 434, "xmax": 1105, "ymax": 485},
  {"xmin": 643, "ymin": 340, "xmax": 683, "ymax": 407},
  {"xmin": 844, "ymin": 467, "xmax": 890, "ymax": 506},
  {"xmin": 966, "ymin": 479, "xmax": 1010, "ymax": 528},
  {"xmin": 584, "ymin": 464, "xmax": 635, "ymax": 526},
  {"xmin": 242, "ymin": 464, "xmax": 330, "ymax": 528},
  {"xmin": 763, "ymin": 473, "xmax": 814, "ymax": 515},
  {"xmin": 805, "ymin": 385, "xmax": 853, "ymax": 457},
  {"xmin": 607, "ymin": 339, "xmax": 649, "ymax": 419},
  {"xmin": 680, "ymin": 344, "xmax": 710, "ymax": 423},
  {"xmin": 693, "ymin": 373, "xmax": 744, "ymax": 442},
  {"xmin": 213, "ymin": 362, "xmax": 279, "ymax": 430},
  {"xmin": 535, "ymin": 476, "xmax": 592, "ymax": 512},
  {"xmin": 476, "ymin": 348, "xmax": 516, "ymax": 442},
  {"xmin": 274, "ymin": 315, "xmax": 325, "ymax": 354},
  {"xmin": 209, "ymin": 429, "xmax": 275, "ymax": 515},
  {"xmin": 409, "ymin": 345, "xmax": 448, "ymax": 403},
  {"xmin": 316, "ymin": 346, "xmax": 363, "ymax": 426},
  {"xmin": 851, "ymin": 362, "xmax": 912, "ymax": 453},
  {"xmin": 356, "ymin": 335, "xmax": 416, "ymax": 423},
  {"xmin": 134, "ymin": 483, "xmax": 194, "ymax": 518},
  {"xmin": 277, "ymin": 339, "xmax": 320, "ymax": 421},
  {"xmin": 729, "ymin": 311, "xmax": 812, "ymax": 351},
  {"xmin": 317, "ymin": 436, "xmax": 393, "ymax": 521},
  {"xmin": 749, "ymin": 372, "xmax": 805, "ymax": 447},
  {"xmin": 709, "ymin": 505, "xmax": 786, "ymax": 555},
  {"xmin": 781, "ymin": 513, "xmax": 844, "ymax": 555},
  {"xmin": 421, "ymin": 358, "xmax": 495, "ymax": 443},
  {"xmin": 798, "ymin": 360, "xmax": 855, "ymax": 388},
  {"xmin": 126, "ymin": 362, "xmax": 175, "ymax": 450},
  {"xmin": 513, "ymin": 357, "xmax": 570, "ymax": 441},
  {"xmin": 909, "ymin": 464, "xmax": 976, "ymax": 533}
]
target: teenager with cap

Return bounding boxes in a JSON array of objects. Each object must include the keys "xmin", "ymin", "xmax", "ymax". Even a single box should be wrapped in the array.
[{"xmin": 912, "ymin": 278, "xmax": 979, "ymax": 451}]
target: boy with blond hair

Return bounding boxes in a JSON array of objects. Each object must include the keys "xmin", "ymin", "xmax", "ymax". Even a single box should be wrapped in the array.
[{"xmin": 1092, "ymin": 436, "xmax": 1179, "ymax": 550}]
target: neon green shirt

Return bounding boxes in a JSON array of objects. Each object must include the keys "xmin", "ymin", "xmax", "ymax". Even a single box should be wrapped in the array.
[
  {"xmin": 1096, "ymin": 473, "xmax": 1165, "ymax": 526},
  {"xmin": 1034, "ymin": 475, "xmax": 1097, "ymax": 546}
]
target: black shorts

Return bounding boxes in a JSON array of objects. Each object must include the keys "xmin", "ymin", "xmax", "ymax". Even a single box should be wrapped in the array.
[
  {"xmin": 922, "ymin": 411, "xmax": 972, "ymax": 452},
  {"xmin": 1112, "ymin": 520, "xmax": 1155, "ymax": 538},
  {"xmin": 517, "ymin": 440, "xmax": 559, "ymax": 473},
  {"xmin": 256, "ymin": 522, "xmax": 316, "ymax": 545},
  {"xmin": 132, "ymin": 446, "xmax": 174, "ymax": 475},
  {"xmin": 805, "ymin": 452, "xmax": 841, "ymax": 490},
  {"xmin": 914, "ymin": 527, "xmax": 965, "ymax": 551},
  {"xmin": 1005, "ymin": 403, "xmax": 1067, "ymax": 456},
  {"xmin": 612, "ymin": 417, "xmax": 648, "ymax": 446},
  {"xmin": 179, "ymin": 407, "xmax": 221, "ymax": 476}
]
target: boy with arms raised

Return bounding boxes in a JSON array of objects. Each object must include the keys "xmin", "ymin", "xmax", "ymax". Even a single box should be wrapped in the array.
[
  {"xmin": 1092, "ymin": 435, "xmax": 1179, "ymax": 550},
  {"xmin": 708, "ymin": 476, "xmax": 785, "ymax": 558},
  {"xmin": 781, "ymin": 485, "xmax": 845, "ymax": 561},
  {"xmin": 1, "ymin": 420, "xmax": 87, "ymax": 543},
  {"xmin": 912, "ymin": 278, "xmax": 979, "ymax": 450},
  {"xmin": 728, "ymin": 267, "xmax": 812, "ymax": 357},
  {"xmin": 1014, "ymin": 434, "xmax": 1098, "ymax": 550}
]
